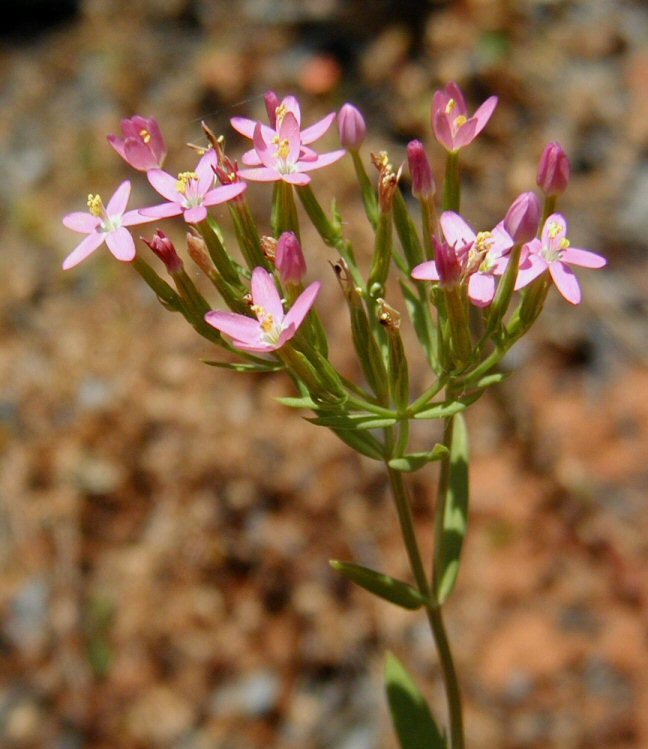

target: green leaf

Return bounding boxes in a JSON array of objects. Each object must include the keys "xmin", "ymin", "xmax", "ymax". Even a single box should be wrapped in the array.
[
  {"xmin": 385, "ymin": 652, "xmax": 446, "ymax": 749},
  {"xmin": 330, "ymin": 561, "xmax": 428, "ymax": 610},
  {"xmin": 400, "ymin": 280, "xmax": 437, "ymax": 365},
  {"xmin": 435, "ymin": 413, "xmax": 469, "ymax": 604},
  {"xmin": 388, "ymin": 444, "xmax": 449, "ymax": 472},
  {"xmin": 414, "ymin": 400, "xmax": 467, "ymax": 420},
  {"xmin": 307, "ymin": 414, "xmax": 397, "ymax": 430},
  {"xmin": 276, "ymin": 395, "xmax": 321, "ymax": 410},
  {"xmin": 202, "ymin": 360, "xmax": 283, "ymax": 373},
  {"xmin": 330, "ymin": 427, "xmax": 384, "ymax": 460},
  {"xmin": 474, "ymin": 372, "xmax": 509, "ymax": 389}
]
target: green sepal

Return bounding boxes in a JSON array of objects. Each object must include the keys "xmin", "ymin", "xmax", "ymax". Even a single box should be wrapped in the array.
[
  {"xmin": 385, "ymin": 652, "xmax": 447, "ymax": 749},
  {"xmin": 434, "ymin": 413, "xmax": 469, "ymax": 604},
  {"xmin": 330, "ymin": 561, "xmax": 428, "ymax": 610},
  {"xmin": 388, "ymin": 444, "xmax": 449, "ymax": 472}
]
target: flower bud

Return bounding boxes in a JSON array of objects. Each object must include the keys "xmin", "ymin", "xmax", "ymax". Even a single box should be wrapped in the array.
[
  {"xmin": 264, "ymin": 90, "xmax": 280, "ymax": 127},
  {"xmin": 338, "ymin": 103, "xmax": 366, "ymax": 150},
  {"xmin": 434, "ymin": 237, "xmax": 461, "ymax": 289},
  {"xmin": 275, "ymin": 232, "xmax": 306, "ymax": 284},
  {"xmin": 142, "ymin": 230, "xmax": 183, "ymax": 274},
  {"xmin": 536, "ymin": 141, "xmax": 570, "ymax": 196},
  {"xmin": 503, "ymin": 191, "xmax": 541, "ymax": 244},
  {"xmin": 407, "ymin": 140, "xmax": 435, "ymax": 199}
]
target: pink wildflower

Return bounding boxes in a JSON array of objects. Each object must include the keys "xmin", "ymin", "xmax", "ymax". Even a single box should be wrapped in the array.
[
  {"xmin": 62, "ymin": 180, "xmax": 155, "ymax": 270},
  {"xmin": 515, "ymin": 213, "xmax": 606, "ymax": 304},
  {"xmin": 432, "ymin": 82, "xmax": 497, "ymax": 153},
  {"xmin": 412, "ymin": 212, "xmax": 513, "ymax": 307},
  {"xmin": 503, "ymin": 192, "xmax": 541, "ymax": 245},
  {"xmin": 237, "ymin": 114, "xmax": 345, "ymax": 186},
  {"xmin": 141, "ymin": 149, "xmax": 246, "ymax": 224},
  {"xmin": 107, "ymin": 115, "xmax": 166, "ymax": 171},
  {"xmin": 142, "ymin": 230, "xmax": 183, "ymax": 274},
  {"xmin": 413, "ymin": 236, "xmax": 461, "ymax": 288},
  {"xmin": 231, "ymin": 92, "xmax": 338, "ymax": 168},
  {"xmin": 275, "ymin": 232, "xmax": 307, "ymax": 284},
  {"xmin": 205, "ymin": 267, "xmax": 320, "ymax": 352}
]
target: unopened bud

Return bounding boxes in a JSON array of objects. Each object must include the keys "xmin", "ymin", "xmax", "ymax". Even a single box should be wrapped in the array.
[
  {"xmin": 338, "ymin": 103, "xmax": 366, "ymax": 150},
  {"xmin": 407, "ymin": 140, "xmax": 435, "ymax": 199},
  {"xmin": 264, "ymin": 91, "xmax": 280, "ymax": 127},
  {"xmin": 434, "ymin": 237, "xmax": 461, "ymax": 289},
  {"xmin": 142, "ymin": 230, "xmax": 183, "ymax": 274},
  {"xmin": 275, "ymin": 232, "xmax": 306, "ymax": 284},
  {"xmin": 186, "ymin": 232, "xmax": 214, "ymax": 276},
  {"xmin": 503, "ymin": 191, "xmax": 541, "ymax": 244},
  {"xmin": 260, "ymin": 235, "xmax": 278, "ymax": 261},
  {"xmin": 536, "ymin": 141, "xmax": 570, "ymax": 197}
]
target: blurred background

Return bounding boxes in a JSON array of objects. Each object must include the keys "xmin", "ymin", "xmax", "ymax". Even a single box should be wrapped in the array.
[{"xmin": 1, "ymin": 0, "xmax": 647, "ymax": 747}]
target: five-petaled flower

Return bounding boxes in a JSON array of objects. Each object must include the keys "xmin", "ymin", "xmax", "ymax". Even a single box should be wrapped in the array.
[
  {"xmin": 205, "ymin": 267, "xmax": 320, "ymax": 352},
  {"xmin": 61, "ymin": 180, "xmax": 155, "ymax": 269},
  {"xmin": 412, "ymin": 211, "xmax": 513, "ymax": 307},
  {"xmin": 515, "ymin": 213, "xmax": 606, "ymax": 304},
  {"xmin": 432, "ymin": 82, "xmax": 497, "ymax": 153},
  {"xmin": 107, "ymin": 115, "xmax": 167, "ymax": 171},
  {"xmin": 141, "ymin": 149, "xmax": 247, "ymax": 224}
]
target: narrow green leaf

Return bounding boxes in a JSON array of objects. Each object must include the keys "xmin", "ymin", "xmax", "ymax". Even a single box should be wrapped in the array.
[
  {"xmin": 414, "ymin": 400, "xmax": 467, "ymax": 420},
  {"xmin": 400, "ymin": 280, "xmax": 435, "ymax": 365},
  {"xmin": 385, "ymin": 652, "xmax": 446, "ymax": 749},
  {"xmin": 276, "ymin": 396, "xmax": 321, "ymax": 410},
  {"xmin": 436, "ymin": 413, "xmax": 469, "ymax": 604},
  {"xmin": 388, "ymin": 444, "xmax": 449, "ymax": 472},
  {"xmin": 330, "ymin": 428, "xmax": 384, "ymax": 460},
  {"xmin": 474, "ymin": 372, "xmax": 509, "ymax": 389},
  {"xmin": 308, "ymin": 414, "xmax": 397, "ymax": 430},
  {"xmin": 330, "ymin": 561, "xmax": 427, "ymax": 610}
]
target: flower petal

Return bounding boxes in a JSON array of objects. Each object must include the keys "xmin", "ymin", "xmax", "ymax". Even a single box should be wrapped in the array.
[
  {"xmin": 472, "ymin": 96, "xmax": 498, "ymax": 136},
  {"xmin": 541, "ymin": 213, "xmax": 567, "ymax": 253},
  {"xmin": 446, "ymin": 82, "xmax": 467, "ymax": 115},
  {"xmin": 468, "ymin": 272, "xmax": 496, "ymax": 307},
  {"xmin": 183, "ymin": 205, "xmax": 207, "ymax": 224},
  {"xmin": 252, "ymin": 123, "xmax": 275, "ymax": 169},
  {"xmin": 107, "ymin": 134, "xmax": 126, "ymax": 158},
  {"xmin": 62, "ymin": 232, "xmax": 105, "ymax": 270},
  {"xmin": 106, "ymin": 180, "xmax": 131, "ymax": 217},
  {"xmin": 282, "ymin": 172, "xmax": 311, "ymax": 185},
  {"xmin": 279, "ymin": 112, "xmax": 301, "ymax": 163},
  {"xmin": 241, "ymin": 148, "xmax": 262, "ymax": 166},
  {"xmin": 298, "ymin": 149, "xmax": 346, "ymax": 172},
  {"xmin": 515, "ymin": 253, "xmax": 547, "ymax": 290},
  {"xmin": 196, "ymin": 149, "xmax": 218, "ymax": 194},
  {"xmin": 122, "ymin": 209, "xmax": 159, "ymax": 227},
  {"xmin": 237, "ymin": 167, "xmax": 280, "ymax": 182},
  {"xmin": 440, "ymin": 211, "xmax": 475, "ymax": 249},
  {"xmin": 452, "ymin": 117, "xmax": 479, "ymax": 149},
  {"xmin": 251, "ymin": 267, "xmax": 284, "ymax": 322},
  {"xmin": 282, "ymin": 281, "xmax": 320, "ymax": 332},
  {"xmin": 203, "ymin": 182, "xmax": 247, "ymax": 206},
  {"xmin": 561, "ymin": 247, "xmax": 607, "ymax": 269},
  {"xmin": 63, "ymin": 211, "xmax": 100, "ymax": 233},
  {"xmin": 300, "ymin": 112, "xmax": 336, "ymax": 144},
  {"xmin": 139, "ymin": 202, "xmax": 183, "ymax": 219},
  {"xmin": 105, "ymin": 226, "xmax": 136, "ymax": 262},
  {"xmin": 123, "ymin": 138, "xmax": 157, "ymax": 171},
  {"xmin": 411, "ymin": 261, "xmax": 440, "ymax": 281},
  {"xmin": 489, "ymin": 221, "xmax": 514, "ymax": 257},
  {"xmin": 549, "ymin": 261, "xmax": 581, "ymax": 304},
  {"xmin": 148, "ymin": 169, "xmax": 182, "ymax": 202},
  {"xmin": 230, "ymin": 116, "xmax": 257, "ymax": 138},
  {"xmin": 205, "ymin": 310, "xmax": 261, "ymax": 342},
  {"xmin": 432, "ymin": 112, "xmax": 454, "ymax": 152}
]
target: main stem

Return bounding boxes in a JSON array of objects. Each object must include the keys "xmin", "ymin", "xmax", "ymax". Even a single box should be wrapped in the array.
[{"xmin": 387, "ymin": 467, "xmax": 465, "ymax": 749}]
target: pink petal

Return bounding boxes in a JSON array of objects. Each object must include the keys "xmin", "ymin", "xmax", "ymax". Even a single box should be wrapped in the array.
[
  {"xmin": 251, "ymin": 267, "xmax": 284, "ymax": 323},
  {"xmin": 561, "ymin": 247, "xmax": 607, "ymax": 269},
  {"xmin": 541, "ymin": 213, "xmax": 567, "ymax": 252},
  {"xmin": 282, "ymin": 281, "xmax": 320, "ymax": 332},
  {"xmin": 205, "ymin": 311, "xmax": 261, "ymax": 342},
  {"xmin": 196, "ymin": 149, "xmax": 218, "ymax": 194},
  {"xmin": 468, "ymin": 272, "xmax": 496, "ymax": 307},
  {"xmin": 282, "ymin": 172, "xmax": 311, "ymax": 186},
  {"xmin": 446, "ymin": 82, "xmax": 467, "ymax": 115},
  {"xmin": 549, "ymin": 261, "xmax": 581, "ymax": 304},
  {"xmin": 440, "ymin": 211, "xmax": 475, "ymax": 249},
  {"xmin": 298, "ymin": 149, "xmax": 346, "ymax": 172},
  {"xmin": 203, "ymin": 182, "xmax": 247, "ymax": 206},
  {"xmin": 252, "ymin": 123, "xmax": 275, "ymax": 169},
  {"xmin": 107, "ymin": 134, "xmax": 126, "ymax": 158},
  {"xmin": 279, "ymin": 112, "xmax": 301, "ymax": 162},
  {"xmin": 298, "ymin": 145, "xmax": 318, "ymax": 162},
  {"xmin": 241, "ymin": 148, "xmax": 262, "ymax": 166},
  {"xmin": 105, "ymin": 226, "xmax": 136, "ymax": 262},
  {"xmin": 106, "ymin": 180, "xmax": 131, "ymax": 217},
  {"xmin": 237, "ymin": 167, "xmax": 280, "ymax": 182},
  {"xmin": 183, "ymin": 206, "xmax": 207, "ymax": 223},
  {"xmin": 412, "ymin": 261, "xmax": 440, "ymax": 281},
  {"xmin": 148, "ymin": 169, "xmax": 182, "ymax": 202},
  {"xmin": 122, "ymin": 209, "xmax": 159, "ymax": 227},
  {"xmin": 300, "ymin": 112, "xmax": 336, "ymax": 144},
  {"xmin": 62, "ymin": 232, "xmax": 105, "ymax": 270},
  {"xmin": 432, "ymin": 112, "xmax": 454, "ymax": 152},
  {"xmin": 282, "ymin": 95, "xmax": 301, "ymax": 127},
  {"xmin": 139, "ymin": 202, "xmax": 183, "ymax": 219},
  {"xmin": 490, "ymin": 222, "xmax": 514, "ymax": 257},
  {"xmin": 123, "ymin": 139, "xmax": 157, "ymax": 170},
  {"xmin": 452, "ymin": 117, "xmax": 479, "ymax": 149},
  {"xmin": 229, "ymin": 339, "xmax": 275, "ymax": 353},
  {"xmin": 230, "ymin": 117, "xmax": 257, "ymax": 138},
  {"xmin": 515, "ymin": 253, "xmax": 547, "ymax": 290},
  {"xmin": 63, "ymin": 211, "xmax": 100, "ymax": 233},
  {"xmin": 432, "ymin": 89, "xmax": 449, "ymax": 118},
  {"xmin": 472, "ymin": 96, "xmax": 498, "ymax": 136}
]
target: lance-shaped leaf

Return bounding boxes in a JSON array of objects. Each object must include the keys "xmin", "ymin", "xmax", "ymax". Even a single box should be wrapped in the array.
[
  {"xmin": 385, "ymin": 652, "xmax": 447, "ymax": 749},
  {"xmin": 388, "ymin": 444, "xmax": 449, "ymax": 473},
  {"xmin": 276, "ymin": 395, "xmax": 322, "ymax": 410},
  {"xmin": 330, "ymin": 561, "xmax": 428, "ymax": 610},
  {"xmin": 308, "ymin": 414, "xmax": 397, "ymax": 430},
  {"xmin": 434, "ymin": 413, "xmax": 469, "ymax": 604},
  {"xmin": 330, "ymin": 427, "xmax": 384, "ymax": 461},
  {"xmin": 414, "ymin": 400, "xmax": 467, "ymax": 420}
]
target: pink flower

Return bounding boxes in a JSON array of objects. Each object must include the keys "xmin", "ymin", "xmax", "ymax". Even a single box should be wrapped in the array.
[
  {"xmin": 107, "ymin": 115, "xmax": 166, "ymax": 171},
  {"xmin": 205, "ymin": 267, "xmax": 320, "ymax": 352},
  {"xmin": 141, "ymin": 150, "xmax": 246, "ymax": 224},
  {"xmin": 431, "ymin": 82, "xmax": 497, "ymax": 153},
  {"xmin": 503, "ymin": 192, "xmax": 541, "ymax": 245},
  {"xmin": 237, "ymin": 113, "xmax": 345, "ymax": 186},
  {"xmin": 407, "ymin": 139, "xmax": 435, "ymax": 199},
  {"xmin": 275, "ymin": 232, "xmax": 306, "ymax": 284},
  {"xmin": 412, "ymin": 211, "xmax": 513, "ymax": 307},
  {"xmin": 515, "ymin": 213, "xmax": 606, "ymax": 304},
  {"xmin": 413, "ymin": 236, "xmax": 462, "ymax": 288},
  {"xmin": 231, "ymin": 92, "xmax": 337, "ymax": 168},
  {"xmin": 62, "ymin": 180, "xmax": 155, "ymax": 269},
  {"xmin": 142, "ymin": 230, "xmax": 183, "ymax": 274}
]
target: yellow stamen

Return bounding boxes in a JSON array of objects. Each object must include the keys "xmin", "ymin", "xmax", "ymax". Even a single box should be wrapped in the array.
[
  {"xmin": 548, "ymin": 221, "xmax": 561, "ymax": 238},
  {"xmin": 475, "ymin": 231, "xmax": 494, "ymax": 253},
  {"xmin": 454, "ymin": 114, "xmax": 467, "ymax": 128},
  {"xmin": 87, "ymin": 194, "xmax": 104, "ymax": 217},
  {"xmin": 260, "ymin": 314, "xmax": 275, "ymax": 333},
  {"xmin": 560, "ymin": 238, "xmax": 570, "ymax": 250},
  {"xmin": 445, "ymin": 98, "xmax": 456, "ymax": 114},
  {"xmin": 176, "ymin": 171, "xmax": 198, "ymax": 194},
  {"xmin": 139, "ymin": 128, "xmax": 151, "ymax": 144},
  {"xmin": 274, "ymin": 139, "xmax": 290, "ymax": 161},
  {"xmin": 275, "ymin": 103, "xmax": 287, "ymax": 125}
]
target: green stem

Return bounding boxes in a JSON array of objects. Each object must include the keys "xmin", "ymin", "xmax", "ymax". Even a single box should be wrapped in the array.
[
  {"xmin": 443, "ymin": 152, "xmax": 460, "ymax": 212},
  {"xmin": 351, "ymin": 149, "xmax": 379, "ymax": 227},
  {"xmin": 540, "ymin": 194, "xmax": 557, "ymax": 227}
]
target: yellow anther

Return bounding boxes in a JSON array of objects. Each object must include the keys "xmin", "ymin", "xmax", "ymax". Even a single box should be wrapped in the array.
[
  {"xmin": 275, "ymin": 103, "xmax": 288, "ymax": 125},
  {"xmin": 260, "ymin": 314, "xmax": 275, "ymax": 333},
  {"xmin": 274, "ymin": 139, "xmax": 290, "ymax": 160},
  {"xmin": 139, "ymin": 128, "xmax": 151, "ymax": 144},
  {"xmin": 560, "ymin": 238, "xmax": 570, "ymax": 250},
  {"xmin": 475, "ymin": 231, "xmax": 494, "ymax": 253},
  {"xmin": 87, "ymin": 194, "xmax": 104, "ymax": 217},
  {"xmin": 454, "ymin": 115, "xmax": 467, "ymax": 128},
  {"xmin": 445, "ymin": 98, "xmax": 456, "ymax": 114},
  {"xmin": 176, "ymin": 171, "xmax": 198, "ymax": 194},
  {"xmin": 548, "ymin": 221, "xmax": 561, "ymax": 238}
]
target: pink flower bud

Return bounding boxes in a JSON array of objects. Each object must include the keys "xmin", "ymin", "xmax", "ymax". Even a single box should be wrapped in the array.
[
  {"xmin": 536, "ymin": 141, "xmax": 570, "ymax": 196},
  {"xmin": 338, "ymin": 103, "xmax": 366, "ymax": 150},
  {"xmin": 406, "ymin": 140, "xmax": 435, "ymax": 199},
  {"xmin": 264, "ymin": 91, "xmax": 280, "ymax": 128},
  {"xmin": 107, "ymin": 115, "xmax": 166, "ymax": 171},
  {"xmin": 434, "ymin": 237, "xmax": 461, "ymax": 288},
  {"xmin": 142, "ymin": 230, "xmax": 183, "ymax": 274},
  {"xmin": 503, "ymin": 191, "xmax": 541, "ymax": 244},
  {"xmin": 275, "ymin": 232, "xmax": 306, "ymax": 284}
]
